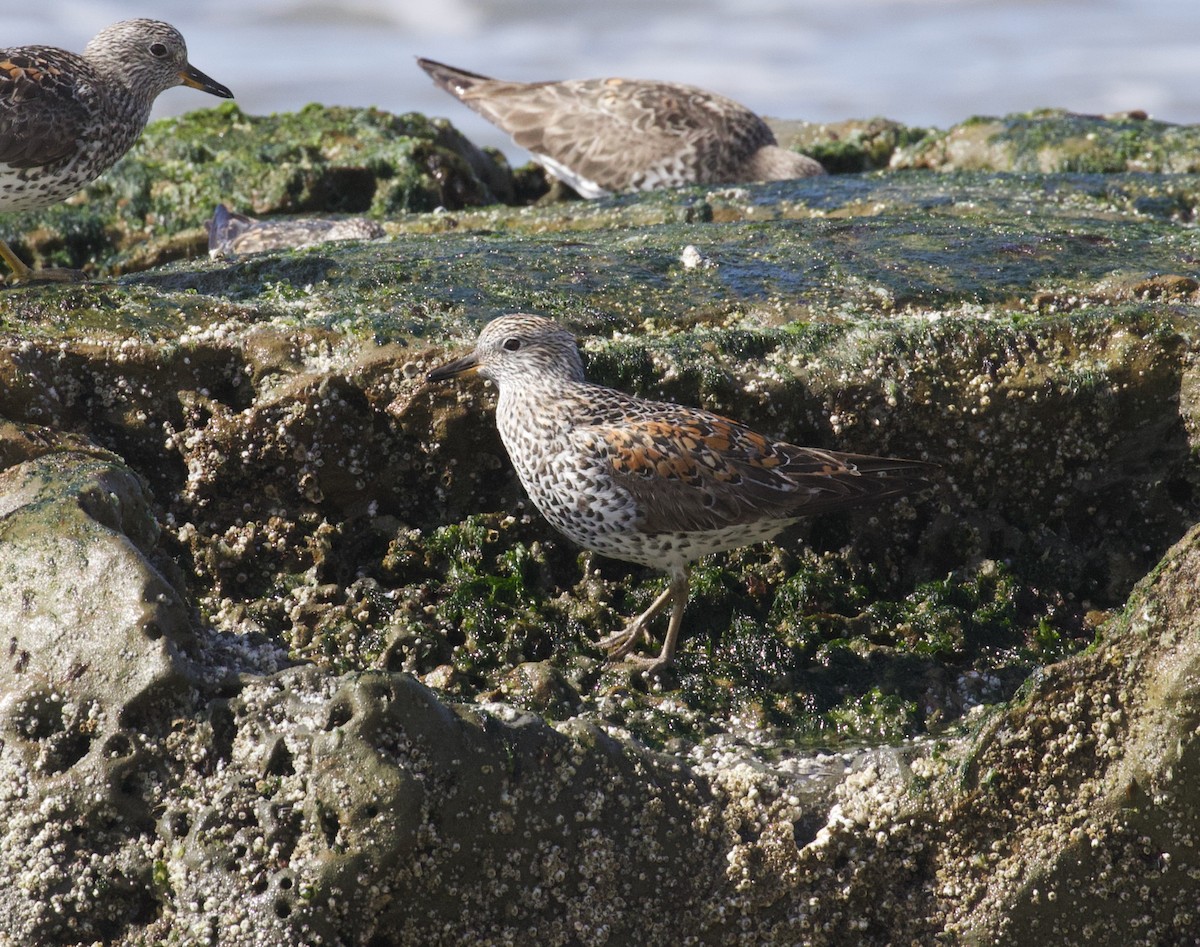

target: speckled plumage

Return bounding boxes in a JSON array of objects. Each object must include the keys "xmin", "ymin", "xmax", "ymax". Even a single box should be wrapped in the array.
[
  {"xmin": 416, "ymin": 58, "xmax": 825, "ymax": 198},
  {"xmin": 207, "ymin": 203, "xmax": 386, "ymax": 260},
  {"xmin": 428, "ymin": 314, "xmax": 936, "ymax": 670},
  {"xmin": 0, "ymin": 19, "xmax": 232, "ymax": 281}
]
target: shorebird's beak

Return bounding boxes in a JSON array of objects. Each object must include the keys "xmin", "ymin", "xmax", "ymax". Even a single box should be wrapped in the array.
[
  {"xmin": 179, "ymin": 62, "xmax": 234, "ymax": 99},
  {"xmin": 427, "ymin": 352, "xmax": 480, "ymax": 382}
]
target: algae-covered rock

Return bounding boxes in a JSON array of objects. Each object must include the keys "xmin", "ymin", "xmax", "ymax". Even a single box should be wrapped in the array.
[
  {"xmin": 122, "ymin": 525, "xmax": 1200, "ymax": 944},
  {"xmin": 773, "ymin": 109, "xmax": 1200, "ymax": 176},
  {"xmin": 770, "ymin": 116, "xmax": 929, "ymax": 173},
  {"xmin": 0, "ymin": 103, "xmax": 521, "ymax": 278},
  {"xmin": 893, "ymin": 108, "xmax": 1200, "ymax": 174}
]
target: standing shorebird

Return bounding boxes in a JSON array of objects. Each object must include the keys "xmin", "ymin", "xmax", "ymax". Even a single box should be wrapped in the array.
[
  {"xmin": 428, "ymin": 314, "xmax": 935, "ymax": 671},
  {"xmin": 416, "ymin": 58, "xmax": 825, "ymax": 198},
  {"xmin": 0, "ymin": 19, "xmax": 233, "ymax": 283}
]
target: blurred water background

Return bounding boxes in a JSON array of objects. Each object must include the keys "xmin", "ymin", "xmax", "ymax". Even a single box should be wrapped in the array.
[{"xmin": 9, "ymin": 0, "xmax": 1199, "ymax": 162}]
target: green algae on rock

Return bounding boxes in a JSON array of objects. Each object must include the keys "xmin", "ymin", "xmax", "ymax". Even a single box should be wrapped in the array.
[
  {"xmin": 893, "ymin": 108, "xmax": 1200, "ymax": 174},
  {"xmin": 0, "ymin": 103, "xmax": 520, "ymax": 279},
  {"xmin": 9, "ymin": 104, "xmax": 1200, "ymax": 284},
  {"xmin": 6, "ymin": 519, "xmax": 1200, "ymax": 945},
  {"xmin": 0, "ymin": 161, "xmax": 1198, "ymax": 748},
  {"xmin": 769, "ymin": 116, "xmax": 931, "ymax": 173},
  {"xmin": 933, "ymin": 522, "xmax": 1200, "ymax": 945}
]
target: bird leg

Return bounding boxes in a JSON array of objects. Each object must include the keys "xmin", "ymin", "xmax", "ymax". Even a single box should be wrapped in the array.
[
  {"xmin": 0, "ymin": 238, "xmax": 85, "ymax": 284},
  {"xmin": 599, "ymin": 571, "xmax": 690, "ymax": 671}
]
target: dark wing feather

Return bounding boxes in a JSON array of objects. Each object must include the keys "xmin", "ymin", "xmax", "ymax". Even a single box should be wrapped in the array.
[
  {"xmin": 0, "ymin": 48, "xmax": 95, "ymax": 169},
  {"xmin": 572, "ymin": 390, "xmax": 935, "ymax": 535}
]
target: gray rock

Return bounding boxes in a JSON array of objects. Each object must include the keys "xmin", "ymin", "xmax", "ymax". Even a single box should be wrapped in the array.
[
  {"xmin": 167, "ymin": 667, "xmax": 728, "ymax": 944},
  {"xmin": 0, "ymin": 435, "xmax": 196, "ymax": 942}
]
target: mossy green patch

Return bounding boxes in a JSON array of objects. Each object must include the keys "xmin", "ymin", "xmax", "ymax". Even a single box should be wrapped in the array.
[
  {"xmin": 375, "ymin": 514, "xmax": 589, "ymax": 694},
  {"xmin": 896, "ymin": 108, "xmax": 1200, "ymax": 174},
  {"xmin": 0, "ymin": 103, "xmax": 515, "ymax": 277}
]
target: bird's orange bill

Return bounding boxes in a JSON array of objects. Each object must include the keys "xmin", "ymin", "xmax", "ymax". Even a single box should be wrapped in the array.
[
  {"xmin": 427, "ymin": 352, "xmax": 480, "ymax": 382},
  {"xmin": 179, "ymin": 62, "xmax": 233, "ymax": 98}
]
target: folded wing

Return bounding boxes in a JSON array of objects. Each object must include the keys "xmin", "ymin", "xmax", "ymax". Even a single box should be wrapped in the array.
[
  {"xmin": 0, "ymin": 49, "xmax": 92, "ymax": 169},
  {"xmin": 578, "ymin": 396, "xmax": 935, "ymax": 535}
]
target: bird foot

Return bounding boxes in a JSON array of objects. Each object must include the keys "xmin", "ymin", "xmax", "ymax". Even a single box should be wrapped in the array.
[
  {"xmin": 599, "ymin": 620, "xmax": 676, "ymax": 674},
  {"xmin": 0, "ymin": 237, "xmax": 87, "ymax": 285},
  {"xmin": 616, "ymin": 652, "xmax": 674, "ymax": 675},
  {"xmin": 9, "ymin": 266, "xmax": 88, "ymax": 285},
  {"xmin": 597, "ymin": 619, "xmax": 649, "ymax": 660}
]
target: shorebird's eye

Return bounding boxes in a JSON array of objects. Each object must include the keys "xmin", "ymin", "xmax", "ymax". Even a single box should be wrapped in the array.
[
  {"xmin": 502, "ymin": 337, "xmax": 522, "ymax": 352},
  {"xmin": 148, "ymin": 42, "xmax": 169, "ymax": 58}
]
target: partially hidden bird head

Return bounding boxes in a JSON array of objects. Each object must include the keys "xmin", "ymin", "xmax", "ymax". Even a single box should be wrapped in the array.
[
  {"xmin": 427, "ymin": 313, "xmax": 586, "ymax": 388},
  {"xmin": 84, "ymin": 19, "xmax": 233, "ymax": 104}
]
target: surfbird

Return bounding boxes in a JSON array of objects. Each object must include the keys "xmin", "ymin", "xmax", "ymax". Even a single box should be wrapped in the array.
[
  {"xmin": 0, "ymin": 19, "xmax": 233, "ymax": 283},
  {"xmin": 416, "ymin": 58, "xmax": 825, "ymax": 198},
  {"xmin": 206, "ymin": 203, "xmax": 386, "ymax": 260},
  {"xmin": 427, "ymin": 314, "xmax": 935, "ymax": 671}
]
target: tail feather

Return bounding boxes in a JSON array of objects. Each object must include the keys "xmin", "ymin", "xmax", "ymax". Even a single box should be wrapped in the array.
[
  {"xmin": 207, "ymin": 203, "xmax": 257, "ymax": 257},
  {"xmin": 778, "ymin": 449, "xmax": 939, "ymax": 518}
]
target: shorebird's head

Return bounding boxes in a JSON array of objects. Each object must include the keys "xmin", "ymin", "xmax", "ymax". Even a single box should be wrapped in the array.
[
  {"xmin": 85, "ymin": 19, "xmax": 233, "ymax": 103},
  {"xmin": 427, "ymin": 314, "xmax": 586, "ymax": 388}
]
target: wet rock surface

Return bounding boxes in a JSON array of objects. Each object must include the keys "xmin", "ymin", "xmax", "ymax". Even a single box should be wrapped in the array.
[{"xmin": 0, "ymin": 106, "xmax": 1198, "ymax": 944}]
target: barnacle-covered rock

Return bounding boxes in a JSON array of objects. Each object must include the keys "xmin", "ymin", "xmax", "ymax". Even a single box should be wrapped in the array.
[
  {"xmin": 0, "ymin": 426, "xmax": 197, "ymax": 942},
  {"xmin": 0, "ymin": 103, "xmax": 1199, "ymax": 944}
]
